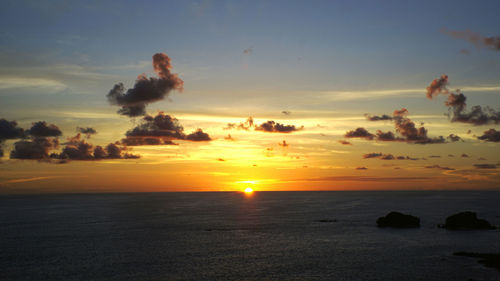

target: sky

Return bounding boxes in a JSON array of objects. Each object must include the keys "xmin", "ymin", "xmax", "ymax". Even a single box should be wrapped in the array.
[{"xmin": 1, "ymin": 0, "xmax": 499, "ymax": 193}]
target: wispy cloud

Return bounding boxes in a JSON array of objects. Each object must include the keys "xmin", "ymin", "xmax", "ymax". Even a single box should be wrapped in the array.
[
  {"xmin": 0, "ymin": 76, "xmax": 67, "ymax": 90},
  {"xmin": 2, "ymin": 176, "xmax": 59, "ymax": 184},
  {"xmin": 320, "ymin": 86, "xmax": 500, "ymax": 101}
]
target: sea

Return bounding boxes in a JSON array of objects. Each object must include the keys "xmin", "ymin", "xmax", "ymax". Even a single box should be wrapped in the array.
[{"xmin": 0, "ymin": 191, "xmax": 499, "ymax": 281}]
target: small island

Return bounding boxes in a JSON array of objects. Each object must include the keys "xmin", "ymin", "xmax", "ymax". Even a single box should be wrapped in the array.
[
  {"xmin": 440, "ymin": 212, "xmax": 495, "ymax": 230},
  {"xmin": 376, "ymin": 211, "xmax": 420, "ymax": 228}
]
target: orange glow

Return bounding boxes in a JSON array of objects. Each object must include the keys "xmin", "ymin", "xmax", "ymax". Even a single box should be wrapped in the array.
[{"xmin": 244, "ymin": 187, "xmax": 254, "ymax": 194}]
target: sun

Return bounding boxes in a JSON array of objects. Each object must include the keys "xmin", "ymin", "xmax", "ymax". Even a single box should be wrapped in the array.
[{"xmin": 244, "ymin": 187, "xmax": 254, "ymax": 194}]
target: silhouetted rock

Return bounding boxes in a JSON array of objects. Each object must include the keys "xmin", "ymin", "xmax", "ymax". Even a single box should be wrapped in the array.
[
  {"xmin": 454, "ymin": 252, "xmax": 500, "ymax": 271},
  {"xmin": 376, "ymin": 211, "xmax": 420, "ymax": 228},
  {"xmin": 442, "ymin": 212, "xmax": 494, "ymax": 230}
]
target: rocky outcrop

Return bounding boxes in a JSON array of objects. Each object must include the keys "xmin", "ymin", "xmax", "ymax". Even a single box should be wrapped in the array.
[
  {"xmin": 441, "ymin": 212, "xmax": 494, "ymax": 230},
  {"xmin": 376, "ymin": 212, "xmax": 420, "ymax": 228}
]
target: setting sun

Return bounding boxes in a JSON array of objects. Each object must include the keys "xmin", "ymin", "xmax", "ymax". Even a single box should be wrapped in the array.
[{"xmin": 244, "ymin": 187, "xmax": 254, "ymax": 194}]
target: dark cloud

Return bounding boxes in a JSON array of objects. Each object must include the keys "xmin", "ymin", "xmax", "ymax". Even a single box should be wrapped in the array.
[
  {"xmin": 107, "ymin": 53, "xmax": 183, "ymax": 117},
  {"xmin": 217, "ymin": 158, "xmax": 225, "ymax": 162},
  {"xmin": 442, "ymin": 29, "xmax": 500, "ymax": 51},
  {"xmin": 126, "ymin": 112, "xmax": 185, "ymax": 139},
  {"xmin": 365, "ymin": 114, "xmax": 393, "ymax": 121},
  {"xmin": 426, "ymin": 75, "xmax": 449, "ymax": 99},
  {"xmin": 380, "ymin": 154, "xmax": 395, "ymax": 160},
  {"xmin": 426, "ymin": 77, "xmax": 500, "ymax": 125},
  {"xmin": 185, "ymin": 129, "xmax": 211, "ymax": 141},
  {"xmin": 0, "ymin": 119, "xmax": 25, "ymax": 140},
  {"xmin": 478, "ymin": 157, "xmax": 487, "ymax": 161},
  {"xmin": 447, "ymin": 134, "xmax": 462, "ymax": 142},
  {"xmin": 447, "ymin": 92, "xmax": 500, "ymax": 125},
  {"xmin": 363, "ymin": 152, "xmax": 418, "ymax": 160},
  {"xmin": 225, "ymin": 117, "xmax": 303, "ymax": 133},
  {"xmin": 224, "ymin": 134, "xmax": 235, "ymax": 141},
  {"xmin": 123, "ymin": 112, "xmax": 211, "ymax": 144},
  {"xmin": 477, "ymin": 128, "xmax": 500, "ymax": 142},
  {"xmin": 10, "ymin": 138, "xmax": 59, "ymax": 160},
  {"xmin": 255, "ymin": 120, "xmax": 303, "ymax": 133},
  {"xmin": 375, "ymin": 130, "xmax": 404, "ymax": 142},
  {"xmin": 52, "ymin": 134, "xmax": 139, "ymax": 161},
  {"xmin": 363, "ymin": 153, "xmax": 383, "ymax": 159},
  {"xmin": 345, "ymin": 127, "xmax": 375, "ymax": 140},
  {"xmin": 121, "ymin": 137, "xmax": 176, "ymax": 146},
  {"xmin": 0, "ymin": 119, "xmax": 25, "ymax": 156},
  {"xmin": 473, "ymin": 164, "xmax": 497, "ymax": 169},
  {"xmin": 27, "ymin": 121, "xmax": 62, "ymax": 137},
  {"xmin": 278, "ymin": 140, "xmax": 289, "ymax": 147},
  {"xmin": 448, "ymin": 154, "xmax": 455, "ymax": 157},
  {"xmin": 225, "ymin": 117, "xmax": 254, "ymax": 131},
  {"xmin": 338, "ymin": 140, "xmax": 352, "ymax": 145},
  {"xmin": 424, "ymin": 165, "xmax": 455, "ymax": 171},
  {"xmin": 461, "ymin": 154, "xmax": 469, "ymax": 158},
  {"xmin": 346, "ymin": 109, "xmax": 447, "ymax": 144},
  {"xmin": 393, "ymin": 108, "xmax": 445, "ymax": 144},
  {"xmin": 356, "ymin": 167, "xmax": 368, "ymax": 170},
  {"xmin": 429, "ymin": 155, "xmax": 441, "ymax": 158},
  {"xmin": 77, "ymin": 127, "xmax": 97, "ymax": 137},
  {"xmin": 281, "ymin": 111, "xmax": 291, "ymax": 115}
]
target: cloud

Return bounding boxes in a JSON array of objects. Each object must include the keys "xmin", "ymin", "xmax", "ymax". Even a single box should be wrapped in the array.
[
  {"xmin": 106, "ymin": 53, "xmax": 183, "ymax": 117},
  {"xmin": 442, "ymin": 28, "xmax": 500, "ymax": 51},
  {"xmin": 52, "ymin": 134, "xmax": 139, "ymax": 161},
  {"xmin": 347, "ymin": 109, "xmax": 447, "ymax": 144},
  {"xmin": 363, "ymin": 153, "xmax": 383, "ymax": 159},
  {"xmin": 338, "ymin": 140, "xmax": 352, "ymax": 145},
  {"xmin": 278, "ymin": 140, "xmax": 289, "ymax": 147},
  {"xmin": 425, "ymin": 76, "xmax": 500, "ymax": 125},
  {"xmin": 224, "ymin": 134, "xmax": 235, "ymax": 141},
  {"xmin": 363, "ymin": 153, "xmax": 418, "ymax": 160},
  {"xmin": 122, "ymin": 112, "xmax": 211, "ymax": 144},
  {"xmin": 76, "ymin": 127, "xmax": 97, "ymax": 137},
  {"xmin": 281, "ymin": 111, "xmax": 291, "ymax": 115},
  {"xmin": 0, "ymin": 119, "xmax": 25, "ymax": 156},
  {"xmin": 424, "ymin": 164, "xmax": 455, "ymax": 170},
  {"xmin": 121, "ymin": 137, "xmax": 176, "ymax": 146},
  {"xmin": 426, "ymin": 75, "xmax": 449, "ymax": 99},
  {"xmin": 217, "ymin": 158, "xmax": 225, "ymax": 162},
  {"xmin": 225, "ymin": 117, "xmax": 303, "ymax": 133},
  {"xmin": 356, "ymin": 167, "xmax": 368, "ymax": 170},
  {"xmin": 185, "ymin": 129, "xmax": 211, "ymax": 141},
  {"xmin": 447, "ymin": 134, "xmax": 462, "ymax": 142},
  {"xmin": 255, "ymin": 120, "xmax": 303, "ymax": 133},
  {"xmin": 477, "ymin": 128, "xmax": 500, "ymax": 142},
  {"xmin": 125, "ymin": 112, "xmax": 185, "ymax": 139},
  {"xmin": 300, "ymin": 176, "xmax": 431, "ymax": 182},
  {"xmin": 225, "ymin": 117, "xmax": 254, "ymax": 131},
  {"xmin": 473, "ymin": 164, "xmax": 497, "ymax": 169},
  {"xmin": 345, "ymin": 127, "xmax": 375, "ymax": 140},
  {"xmin": 461, "ymin": 154, "xmax": 469, "ymax": 158},
  {"xmin": 392, "ymin": 108, "xmax": 445, "ymax": 144},
  {"xmin": 429, "ymin": 155, "xmax": 441, "ymax": 158},
  {"xmin": 10, "ymin": 137, "xmax": 59, "ymax": 160},
  {"xmin": 27, "ymin": 121, "xmax": 62, "ymax": 137},
  {"xmin": 446, "ymin": 91, "xmax": 500, "ymax": 125},
  {"xmin": 0, "ymin": 119, "xmax": 25, "ymax": 140},
  {"xmin": 365, "ymin": 114, "xmax": 393, "ymax": 121}
]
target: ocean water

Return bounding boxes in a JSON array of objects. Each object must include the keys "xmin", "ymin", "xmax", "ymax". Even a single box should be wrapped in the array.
[{"xmin": 0, "ymin": 191, "xmax": 499, "ymax": 281}]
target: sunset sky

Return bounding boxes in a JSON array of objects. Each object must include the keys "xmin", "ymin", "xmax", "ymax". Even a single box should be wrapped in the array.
[{"xmin": 1, "ymin": 0, "xmax": 499, "ymax": 193}]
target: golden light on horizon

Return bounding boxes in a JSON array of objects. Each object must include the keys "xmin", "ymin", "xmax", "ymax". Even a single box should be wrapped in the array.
[{"xmin": 244, "ymin": 187, "xmax": 254, "ymax": 194}]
